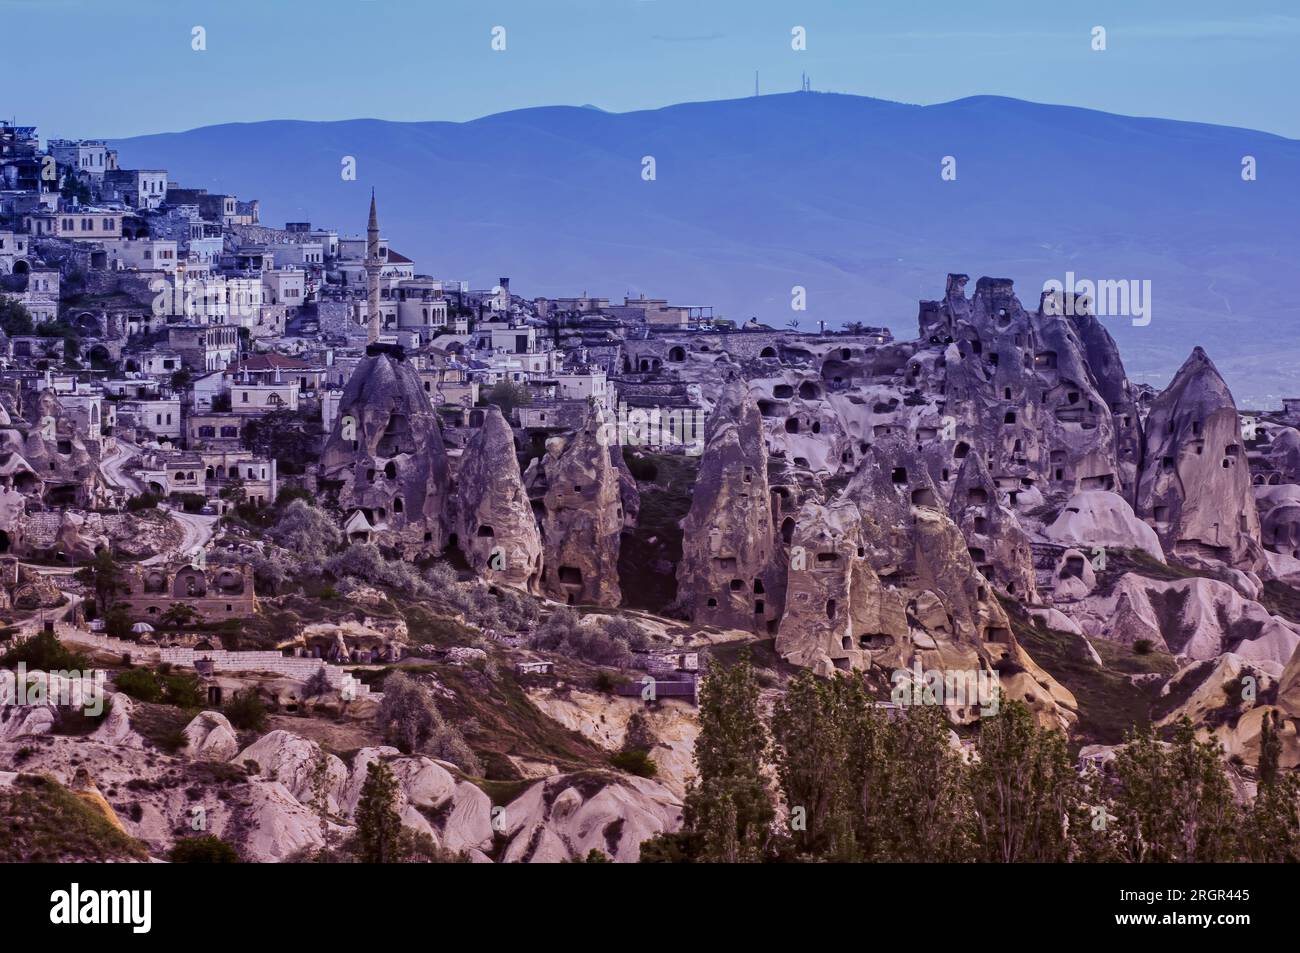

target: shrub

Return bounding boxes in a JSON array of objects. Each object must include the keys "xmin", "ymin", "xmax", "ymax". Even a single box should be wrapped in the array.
[
  {"xmin": 610, "ymin": 749, "xmax": 658, "ymax": 779},
  {"xmin": 170, "ymin": 835, "xmax": 240, "ymax": 863},
  {"xmin": 1134, "ymin": 639, "xmax": 1154, "ymax": 656},
  {"xmin": 530, "ymin": 609, "xmax": 632, "ymax": 669},
  {"xmin": 1, "ymin": 630, "xmax": 88, "ymax": 671},
  {"xmin": 376, "ymin": 672, "xmax": 481, "ymax": 774},
  {"xmin": 112, "ymin": 668, "xmax": 162, "ymax": 703},
  {"xmin": 268, "ymin": 499, "xmax": 340, "ymax": 564},
  {"xmin": 325, "ymin": 544, "xmax": 430, "ymax": 597},
  {"xmin": 113, "ymin": 668, "xmax": 202, "ymax": 708},
  {"xmin": 302, "ymin": 667, "xmax": 332, "ymax": 699},
  {"xmin": 223, "ymin": 689, "xmax": 268, "ymax": 732},
  {"xmin": 603, "ymin": 616, "xmax": 649, "ymax": 652},
  {"xmin": 176, "ymin": 493, "xmax": 206, "ymax": 514},
  {"xmin": 126, "ymin": 492, "xmax": 161, "ymax": 512},
  {"xmin": 104, "ymin": 607, "xmax": 132, "ymax": 639},
  {"xmin": 162, "ymin": 672, "xmax": 204, "ymax": 708}
]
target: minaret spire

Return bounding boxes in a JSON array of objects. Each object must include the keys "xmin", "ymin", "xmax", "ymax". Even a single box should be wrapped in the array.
[{"xmin": 365, "ymin": 189, "xmax": 381, "ymax": 344}]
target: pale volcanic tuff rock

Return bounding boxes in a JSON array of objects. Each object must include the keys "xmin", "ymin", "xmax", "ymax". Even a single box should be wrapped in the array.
[
  {"xmin": 1264, "ymin": 427, "xmax": 1300, "ymax": 484},
  {"xmin": 1065, "ymin": 572, "xmax": 1300, "ymax": 665},
  {"xmin": 676, "ymin": 379, "xmax": 783, "ymax": 632},
  {"xmin": 497, "ymin": 773, "xmax": 683, "ymax": 863},
  {"xmin": 535, "ymin": 407, "xmax": 624, "ymax": 607},
  {"xmin": 1135, "ymin": 347, "xmax": 1262, "ymax": 570},
  {"xmin": 0, "ymin": 388, "xmax": 104, "ymax": 506},
  {"xmin": 238, "ymin": 730, "xmax": 349, "ymax": 813},
  {"xmin": 775, "ymin": 437, "xmax": 1077, "ymax": 728},
  {"xmin": 1044, "ymin": 489, "xmax": 1165, "ymax": 562},
  {"xmin": 773, "ymin": 497, "xmax": 906, "ymax": 675},
  {"xmin": 319, "ymin": 347, "xmax": 452, "ymax": 558},
  {"xmin": 948, "ymin": 454, "xmax": 1038, "ymax": 601},
  {"xmin": 183, "ymin": 711, "xmax": 239, "ymax": 762},
  {"xmin": 1255, "ymin": 484, "xmax": 1300, "ymax": 560},
  {"xmin": 918, "ymin": 276, "xmax": 1130, "ymax": 509},
  {"xmin": 455, "ymin": 405, "xmax": 544, "ymax": 594}
]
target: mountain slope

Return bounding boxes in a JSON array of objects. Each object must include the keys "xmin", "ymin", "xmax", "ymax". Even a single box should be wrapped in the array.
[{"xmin": 113, "ymin": 93, "xmax": 1300, "ymax": 404}]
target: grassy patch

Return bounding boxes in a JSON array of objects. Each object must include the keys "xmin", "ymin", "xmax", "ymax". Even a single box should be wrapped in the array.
[
  {"xmin": 403, "ymin": 605, "xmax": 477, "ymax": 648},
  {"xmin": 618, "ymin": 452, "xmax": 697, "ymax": 614},
  {"xmin": 0, "ymin": 775, "xmax": 149, "ymax": 862},
  {"xmin": 129, "ymin": 702, "xmax": 195, "ymax": 754},
  {"xmin": 1094, "ymin": 549, "xmax": 1222, "ymax": 596},
  {"xmin": 429, "ymin": 664, "xmax": 609, "ymax": 780},
  {"xmin": 1261, "ymin": 580, "xmax": 1300, "ymax": 626},
  {"xmin": 1003, "ymin": 598, "xmax": 1166, "ymax": 747}
]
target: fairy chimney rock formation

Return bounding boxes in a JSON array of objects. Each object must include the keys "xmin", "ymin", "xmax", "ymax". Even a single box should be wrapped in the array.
[
  {"xmin": 1136, "ymin": 347, "xmax": 1262, "ymax": 569},
  {"xmin": 538, "ymin": 408, "xmax": 623, "ymax": 607},
  {"xmin": 455, "ymin": 405, "xmax": 543, "ymax": 593},
  {"xmin": 319, "ymin": 347, "xmax": 451, "ymax": 557},
  {"xmin": 677, "ymin": 380, "xmax": 781, "ymax": 631}
]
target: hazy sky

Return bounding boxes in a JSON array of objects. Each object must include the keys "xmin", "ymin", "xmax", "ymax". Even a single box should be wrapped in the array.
[{"xmin": 8, "ymin": 0, "xmax": 1300, "ymax": 139}]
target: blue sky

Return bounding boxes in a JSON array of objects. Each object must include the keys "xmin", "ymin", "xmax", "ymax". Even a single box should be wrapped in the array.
[{"xmin": 7, "ymin": 0, "xmax": 1299, "ymax": 139}]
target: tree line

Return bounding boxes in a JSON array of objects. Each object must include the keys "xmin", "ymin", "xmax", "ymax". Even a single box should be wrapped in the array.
[{"xmin": 640, "ymin": 654, "xmax": 1300, "ymax": 863}]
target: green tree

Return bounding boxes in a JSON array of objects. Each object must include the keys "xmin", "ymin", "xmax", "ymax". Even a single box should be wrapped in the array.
[
  {"xmin": 74, "ymin": 549, "xmax": 127, "ymax": 614},
  {"xmin": 969, "ymin": 700, "xmax": 1079, "ymax": 863},
  {"xmin": 223, "ymin": 688, "xmax": 268, "ymax": 731},
  {"xmin": 0, "ymin": 629, "xmax": 88, "ymax": 671},
  {"xmin": 771, "ymin": 671, "xmax": 866, "ymax": 860},
  {"xmin": 1111, "ymin": 719, "xmax": 1240, "ymax": 862},
  {"xmin": 60, "ymin": 175, "xmax": 92, "ymax": 205},
  {"xmin": 307, "ymin": 749, "xmax": 343, "ymax": 863},
  {"xmin": 159, "ymin": 603, "xmax": 199, "ymax": 630},
  {"xmin": 0, "ymin": 296, "xmax": 34, "ymax": 336},
  {"xmin": 681, "ymin": 652, "xmax": 776, "ymax": 862},
  {"xmin": 1242, "ymin": 710, "xmax": 1300, "ymax": 862},
  {"xmin": 104, "ymin": 606, "xmax": 132, "ymax": 639},
  {"xmin": 375, "ymin": 672, "xmax": 480, "ymax": 773},
  {"xmin": 353, "ymin": 759, "xmax": 404, "ymax": 863},
  {"xmin": 868, "ymin": 704, "xmax": 974, "ymax": 861},
  {"xmin": 483, "ymin": 380, "xmax": 531, "ymax": 419}
]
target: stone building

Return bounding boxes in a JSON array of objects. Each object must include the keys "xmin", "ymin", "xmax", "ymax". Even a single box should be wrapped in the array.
[{"xmin": 118, "ymin": 562, "xmax": 257, "ymax": 622}]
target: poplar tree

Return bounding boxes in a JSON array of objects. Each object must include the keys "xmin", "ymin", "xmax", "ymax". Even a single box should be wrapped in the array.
[
  {"xmin": 682, "ymin": 652, "xmax": 776, "ymax": 862},
  {"xmin": 969, "ymin": 700, "xmax": 1079, "ymax": 863},
  {"xmin": 354, "ymin": 760, "xmax": 404, "ymax": 863}
]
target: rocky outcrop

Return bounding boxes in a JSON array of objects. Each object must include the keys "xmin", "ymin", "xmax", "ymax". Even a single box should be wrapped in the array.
[
  {"xmin": 454, "ymin": 405, "xmax": 543, "ymax": 593},
  {"xmin": 183, "ymin": 711, "xmax": 239, "ymax": 761},
  {"xmin": 676, "ymin": 379, "xmax": 783, "ymax": 631},
  {"xmin": 497, "ymin": 772, "xmax": 682, "ymax": 863},
  {"xmin": 1135, "ymin": 347, "xmax": 1261, "ymax": 569},
  {"xmin": 1256, "ymin": 484, "xmax": 1300, "ymax": 559},
  {"xmin": 775, "ymin": 437, "xmax": 1076, "ymax": 728},
  {"xmin": 774, "ymin": 497, "xmax": 903, "ymax": 675},
  {"xmin": 949, "ymin": 454, "xmax": 1038, "ymax": 600},
  {"xmin": 1045, "ymin": 489, "xmax": 1164, "ymax": 562},
  {"xmin": 0, "ymin": 387, "xmax": 104, "ymax": 507},
  {"xmin": 1066, "ymin": 573, "xmax": 1300, "ymax": 665},
  {"xmin": 534, "ymin": 408, "xmax": 623, "ymax": 607},
  {"xmin": 319, "ymin": 347, "xmax": 452, "ymax": 558},
  {"xmin": 919, "ymin": 276, "xmax": 1129, "ymax": 509},
  {"xmin": 338, "ymin": 747, "xmax": 494, "ymax": 856},
  {"xmin": 238, "ymin": 730, "xmax": 348, "ymax": 813}
]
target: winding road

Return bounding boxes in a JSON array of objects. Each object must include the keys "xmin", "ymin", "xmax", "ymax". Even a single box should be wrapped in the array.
[{"xmin": 99, "ymin": 440, "xmax": 144, "ymax": 495}]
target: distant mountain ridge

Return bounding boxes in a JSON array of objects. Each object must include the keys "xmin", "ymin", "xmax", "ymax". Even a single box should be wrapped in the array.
[{"xmin": 112, "ymin": 92, "xmax": 1300, "ymax": 404}]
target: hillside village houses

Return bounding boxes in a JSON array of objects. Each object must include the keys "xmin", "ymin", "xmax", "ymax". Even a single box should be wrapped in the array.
[{"xmin": 0, "ymin": 115, "xmax": 908, "ymax": 626}]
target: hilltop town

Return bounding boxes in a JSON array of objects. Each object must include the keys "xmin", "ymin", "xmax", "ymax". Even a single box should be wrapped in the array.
[{"xmin": 3, "ymin": 118, "xmax": 1300, "ymax": 863}]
